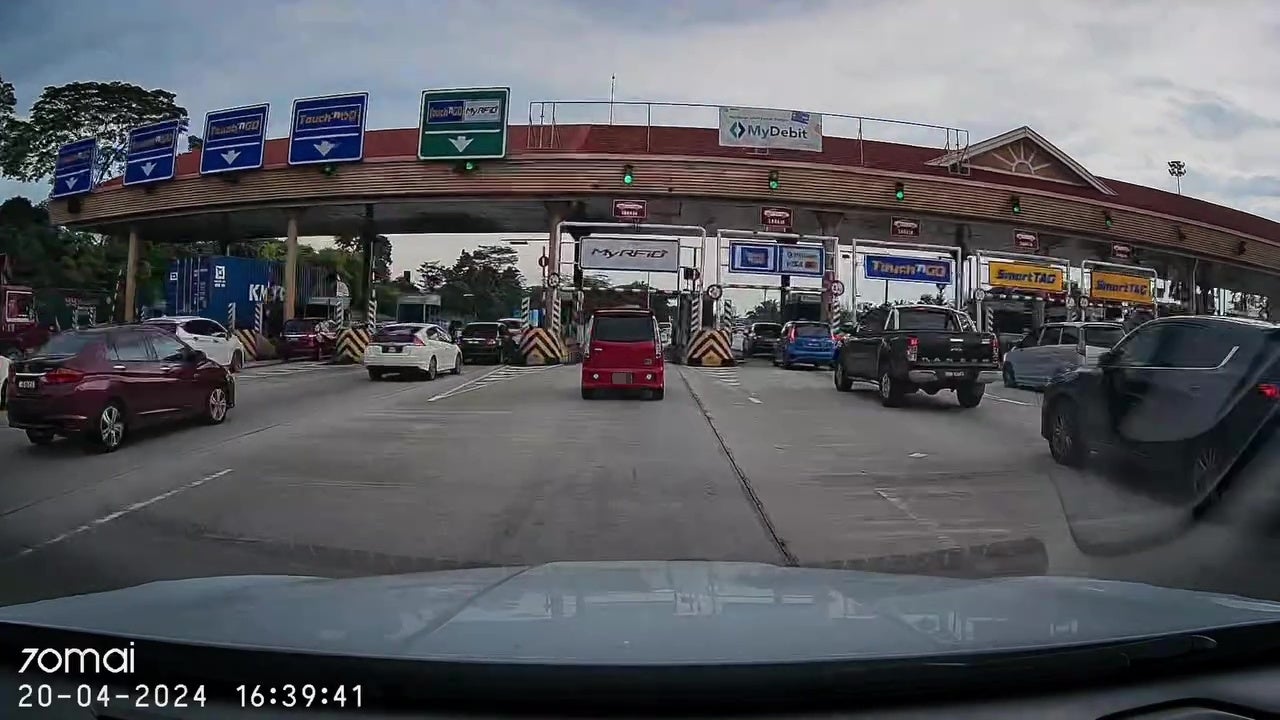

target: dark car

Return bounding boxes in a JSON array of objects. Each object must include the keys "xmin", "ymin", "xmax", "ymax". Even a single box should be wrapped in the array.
[
  {"xmin": 744, "ymin": 322, "xmax": 782, "ymax": 357},
  {"xmin": 581, "ymin": 308, "xmax": 664, "ymax": 400},
  {"xmin": 458, "ymin": 322, "xmax": 516, "ymax": 364},
  {"xmin": 6, "ymin": 325, "xmax": 234, "ymax": 452},
  {"xmin": 1042, "ymin": 316, "xmax": 1280, "ymax": 504},
  {"xmin": 834, "ymin": 304, "xmax": 1000, "ymax": 408},
  {"xmin": 280, "ymin": 318, "xmax": 338, "ymax": 362}
]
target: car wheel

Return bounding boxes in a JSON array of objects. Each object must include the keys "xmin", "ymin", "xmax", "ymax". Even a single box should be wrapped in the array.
[
  {"xmin": 451, "ymin": 353, "xmax": 462, "ymax": 375},
  {"xmin": 877, "ymin": 369, "xmax": 904, "ymax": 408},
  {"xmin": 834, "ymin": 362, "xmax": 853, "ymax": 392},
  {"xmin": 956, "ymin": 382, "xmax": 985, "ymax": 408},
  {"xmin": 581, "ymin": 388, "xmax": 595, "ymax": 400},
  {"xmin": 1048, "ymin": 399, "xmax": 1086, "ymax": 467},
  {"xmin": 86, "ymin": 401, "xmax": 126, "ymax": 453},
  {"xmin": 25, "ymin": 429, "xmax": 55, "ymax": 446},
  {"xmin": 1183, "ymin": 438, "xmax": 1225, "ymax": 502},
  {"xmin": 425, "ymin": 356, "xmax": 438, "ymax": 381},
  {"xmin": 231, "ymin": 350, "xmax": 244, "ymax": 373},
  {"xmin": 203, "ymin": 384, "xmax": 230, "ymax": 425},
  {"xmin": 1002, "ymin": 365, "xmax": 1016, "ymax": 389},
  {"xmin": 650, "ymin": 388, "xmax": 665, "ymax": 401},
  {"xmin": 367, "ymin": 368, "xmax": 383, "ymax": 381}
]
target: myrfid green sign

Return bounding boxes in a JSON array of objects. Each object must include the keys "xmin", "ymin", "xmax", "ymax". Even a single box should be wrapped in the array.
[{"xmin": 418, "ymin": 86, "xmax": 510, "ymax": 161}]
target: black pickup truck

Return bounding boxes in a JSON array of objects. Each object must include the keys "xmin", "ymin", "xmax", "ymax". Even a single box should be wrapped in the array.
[{"xmin": 833, "ymin": 304, "xmax": 1001, "ymax": 408}]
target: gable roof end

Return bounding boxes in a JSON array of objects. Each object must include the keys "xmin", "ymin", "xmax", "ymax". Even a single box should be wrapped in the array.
[{"xmin": 927, "ymin": 125, "xmax": 1116, "ymax": 196}]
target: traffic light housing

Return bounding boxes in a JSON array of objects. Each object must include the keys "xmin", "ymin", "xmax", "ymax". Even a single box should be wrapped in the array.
[
  {"xmin": 768, "ymin": 170, "xmax": 780, "ymax": 190},
  {"xmin": 894, "ymin": 182, "xmax": 905, "ymax": 202},
  {"xmin": 454, "ymin": 160, "xmax": 478, "ymax": 173},
  {"xmin": 622, "ymin": 164, "xmax": 635, "ymax": 185},
  {"xmin": 320, "ymin": 163, "xmax": 338, "ymax": 177},
  {"xmin": 1103, "ymin": 210, "xmax": 1113, "ymax": 228},
  {"xmin": 1011, "ymin": 195, "xmax": 1022, "ymax": 214}
]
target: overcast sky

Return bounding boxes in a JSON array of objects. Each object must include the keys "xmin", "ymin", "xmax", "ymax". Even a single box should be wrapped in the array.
[{"xmin": 2, "ymin": 0, "xmax": 1276, "ymax": 307}]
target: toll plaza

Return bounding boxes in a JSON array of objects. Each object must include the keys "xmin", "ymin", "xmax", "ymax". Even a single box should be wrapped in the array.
[
  {"xmin": 967, "ymin": 251, "xmax": 1072, "ymax": 341},
  {"xmin": 549, "ymin": 221, "xmax": 706, "ymax": 364},
  {"xmin": 848, "ymin": 238, "xmax": 963, "ymax": 312},
  {"xmin": 1080, "ymin": 260, "xmax": 1158, "ymax": 329},
  {"xmin": 715, "ymin": 228, "xmax": 838, "ymax": 321}
]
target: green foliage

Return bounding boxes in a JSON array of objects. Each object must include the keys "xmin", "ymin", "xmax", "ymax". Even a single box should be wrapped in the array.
[
  {"xmin": 332, "ymin": 233, "xmax": 392, "ymax": 282},
  {"xmin": 0, "ymin": 81, "xmax": 189, "ymax": 185},
  {"xmin": 417, "ymin": 244, "xmax": 526, "ymax": 319},
  {"xmin": 748, "ymin": 298, "xmax": 780, "ymax": 321}
]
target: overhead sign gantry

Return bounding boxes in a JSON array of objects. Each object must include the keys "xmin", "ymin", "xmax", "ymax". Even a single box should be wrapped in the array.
[
  {"xmin": 968, "ymin": 250, "xmax": 1071, "ymax": 335},
  {"xmin": 848, "ymin": 238, "xmax": 963, "ymax": 311},
  {"xmin": 1081, "ymin": 259, "xmax": 1158, "ymax": 323},
  {"xmin": 715, "ymin": 229, "xmax": 837, "ymax": 324}
]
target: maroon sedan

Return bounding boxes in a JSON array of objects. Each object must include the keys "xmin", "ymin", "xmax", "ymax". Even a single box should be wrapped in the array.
[
  {"xmin": 6, "ymin": 324, "xmax": 235, "ymax": 452},
  {"xmin": 280, "ymin": 318, "xmax": 338, "ymax": 362}
]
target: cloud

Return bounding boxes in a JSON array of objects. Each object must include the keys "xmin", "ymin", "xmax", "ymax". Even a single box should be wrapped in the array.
[{"xmin": 3, "ymin": 0, "xmax": 1279, "ymax": 234}]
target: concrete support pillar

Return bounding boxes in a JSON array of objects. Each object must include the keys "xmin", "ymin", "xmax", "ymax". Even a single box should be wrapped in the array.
[
  {"xmin": 284, "ymin": 211, "xmax": 299, "ymax": 322},
  {"xmin": 814, "ymin": 211, "xmax": 844, "ymax": 323},
  {"xmin": 544, "ymin": 201, "xmax": 572, "ymax": 331},
  {"xmin": 360, "ymin": 205, "xmax": 376, "ymax": 323},
  {"xmin": 123, "ymin": 227, "xmax": 140, "ymax": 322}
]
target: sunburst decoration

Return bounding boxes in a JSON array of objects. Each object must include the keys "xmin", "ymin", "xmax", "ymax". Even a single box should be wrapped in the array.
[{"xmin": 997, "ymin": 141, "xmax": 1054, "ymax": 176}]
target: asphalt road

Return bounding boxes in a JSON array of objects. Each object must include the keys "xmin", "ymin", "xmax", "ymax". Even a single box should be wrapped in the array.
[{"xmin": 1, "ymin": 356, "xmax": 1277, "ymax": 607}]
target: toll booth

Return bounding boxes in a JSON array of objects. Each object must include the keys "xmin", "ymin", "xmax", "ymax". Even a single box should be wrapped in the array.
[
  {"xmin": 1080, "ymin": 260, "xmax": 1158, "ymax": 329},
  {"xmin": 395, "ymin": 293, "xmax": 442, "ymax": 325},
  {"xmin": 848, "ymin": 239, "xmax": 963, "ymax": 318},
  {"xmin": 714, "ymin": 229, "xmax": 839, "ymax": 323},
  {"xmin": 782, "ymin": 290, "xmax": 824, "ymax": 322},
  {"xmin": 302, "ymin": 297, "xmax": 350, "ymax": 326},
  {"xmin": 967, "ymin": 251, "xmax": 1072, "ymax": 341}
]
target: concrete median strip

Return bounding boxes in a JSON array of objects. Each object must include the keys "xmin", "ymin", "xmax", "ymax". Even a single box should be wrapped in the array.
[{"xmin": 7, "ymin": 468, "xmax": 234, "ymax": 561}]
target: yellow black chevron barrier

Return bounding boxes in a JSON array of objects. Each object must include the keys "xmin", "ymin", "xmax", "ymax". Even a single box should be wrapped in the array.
[
  {"xmin": 519, "ymin": 328, "xmax": 563, "ymax": 366},
  {"xmin": 231, "ymin": 329, "xmax": 259, "ymax": 361},
  {"xmin": 336, "ymin": 327, "xmax": 372, "ymax": 364},
  {"xmin": 685, "ymin": 329, "xmax": 735, "ymax": 367}
]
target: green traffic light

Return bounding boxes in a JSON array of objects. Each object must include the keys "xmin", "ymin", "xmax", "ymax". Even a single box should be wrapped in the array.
[
  {"xmin": 895, "ymin": 189, "xmax": 905, "ymax": 201},
  {"xmin": 1011, "ymin": 196, "xmax": 1021, "ymax": 214},
  {"xmin": 623, "ymin": 174, "xmax": 634, "ymax": 185},
  {"xmin": 769, "ymin": 179, "xmax": 779, "ymax": 190},
  {"xmin": 464, "ymin": 161, "xmax": 476, "ymax": 171}
]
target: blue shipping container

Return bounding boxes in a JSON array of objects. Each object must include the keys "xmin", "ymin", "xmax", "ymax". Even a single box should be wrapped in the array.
[{"xmin": 164, "ymin": 255, "xmax": 283, "ymax": 329}]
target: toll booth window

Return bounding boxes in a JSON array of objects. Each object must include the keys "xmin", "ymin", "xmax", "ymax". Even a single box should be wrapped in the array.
[
  {"xmin": 1083, "ymin": 325, "xmax": 1125, "ymax": 349},
  {"xmin": 462, "ymin": 324, "xmax": 502, "ymax": 337},
  {"xmin": 1059, "ymin": 326, "xmax": 1080, "ymax": 345},
  {"xmin": 5, "ymin": 290, "xmax": 34, "ymax": 323},
  {"xmin": 896, "ymin": 309, "xmax": 960, "ymax": 331},
  {"xmin": 1037, "ymin": 327, "xmax": 1062, "ymax": 346},
  {"xmin": 592, "ymin": 316, "xmax": 656, "ymax": 342}
]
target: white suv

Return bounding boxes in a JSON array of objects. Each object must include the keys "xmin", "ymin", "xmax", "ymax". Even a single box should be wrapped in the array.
[{"xmin": 144, "ymin": 316, "xmax": 247, "ymax": 372}]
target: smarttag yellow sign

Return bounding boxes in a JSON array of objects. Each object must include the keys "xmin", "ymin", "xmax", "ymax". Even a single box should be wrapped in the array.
[
  {"xmin": 987, "ymin": 261, "xmax": 1065, "ymax": 293},
  {"xmin": 1090, "ymin": 271, "xmax": 1153, "ymax": 305}
]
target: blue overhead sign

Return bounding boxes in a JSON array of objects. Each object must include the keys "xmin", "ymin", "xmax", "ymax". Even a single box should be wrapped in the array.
[
  {"xmin": 864, "ymin": 254, "xmax": 953, "ymax": 285},
  {"xmin": 288, "ymin": 92, "xmax": 368, "ymax": 166},
  {"xmin": 51, "ymin": 138, "xmax": 97, "ymax": 199},
  {"xmin": 729, "ymin": 242, "xmax": 778, "ymax": 275},
  {"xmin": 199, "ymin": 103, "xmax": 270, "ymax": 175},
  {"xmin": 123, "ymin": 119, "xmax": 180, "ymax": 187}
]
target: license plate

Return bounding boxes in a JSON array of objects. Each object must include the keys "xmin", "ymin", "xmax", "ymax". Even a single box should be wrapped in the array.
[
  {"xmin": 611, "ymin": 372, "xmax": 632, "ymax": 384},
  {"xmin": 944, "ymin": 370, "xmax": 967, "ymax": 379},
  {"xmin": 382, "ymin": 345, "xmax": 401, "ymax": 353},
  {"xmin": 17, "ymin": 379, "xmax": 36, "ymax": 390}
]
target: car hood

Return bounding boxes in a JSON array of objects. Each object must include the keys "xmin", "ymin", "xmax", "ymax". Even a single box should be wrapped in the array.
[{"xmin": 3, "ymin": 561, "xmax": 1280, "ymax": 665}]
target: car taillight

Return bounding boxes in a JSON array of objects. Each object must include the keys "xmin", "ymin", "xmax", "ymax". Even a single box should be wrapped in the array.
[
  {"xmin": 44, "ymin": 367, "xmax": 84, "ymax": 385},
  {"xmin": 1259, "ymin": 383, "xmax": 1280, "ymax": 400},
  {"xmin": 788, "ymin": 329, "xmax": 797, "ymax": 342},
  {"xmin": 991, "ymin": 336, "xmax": 1000, "ymax": 362},
  {"xmin": 413, "ymin": 336, "xmax": 427, "ymax": 346},
  {"xmin": 906, "ymin": 336, "xmax": 919, "ymax": 362},
  {"xmin": 485, "ymin": 338, "xmax": 497, "ymax": 345}
]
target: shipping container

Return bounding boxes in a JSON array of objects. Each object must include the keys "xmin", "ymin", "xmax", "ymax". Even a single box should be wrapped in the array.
[{"xmin": 161, "ymin": 255, "xmax": 348, "ymax": 334}]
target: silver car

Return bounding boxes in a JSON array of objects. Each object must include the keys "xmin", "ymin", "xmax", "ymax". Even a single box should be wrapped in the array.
[{"xmin": 1001, "ymin": 321, "xmax": 1126, "ymax": 390}]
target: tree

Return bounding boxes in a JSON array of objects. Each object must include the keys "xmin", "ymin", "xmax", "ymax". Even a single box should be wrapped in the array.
[
  {"xmin": 332, "ymin": 233, "xmax": 392, "ymax": 282},
  {"xmin": 918, "ymin": 291, "xmax": 944, "ymax": 305},
  {"xmin": 0, "ymin": 81, "xmax": 190, "ymax": 185},
  {"xmin": 580, "ymin": 273, "xmax": 611, "ymax": 290},
  {"xmin": 748, "ymin": 299, "xmax": 780, "ymax": 321},
  {"xmin": 186, "ymin": 135, "xmax": 203, "ymax": 152},
  {"xmin": 417, "ymin": 260, "xmax": 447, "ymax": 291}
]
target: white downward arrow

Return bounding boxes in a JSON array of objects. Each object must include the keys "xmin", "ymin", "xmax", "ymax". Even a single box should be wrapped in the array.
[
  {"xmin": 314, "ymin": 140, "xmax": 337, "ymax": 157},
  {"xmin": 221, "ymin": 149, "xmax": 241, "ymax": 164},
  {"xmin": 448, "ymin": 136, "xmax": 473, "ymax": 152},
  {"xmin": 65, "ymin": 176, "xmax": 78, "ymax": 189},
  {"xmin": 141, "ymin": 162, "xmax": 157, "ymax": 176}
]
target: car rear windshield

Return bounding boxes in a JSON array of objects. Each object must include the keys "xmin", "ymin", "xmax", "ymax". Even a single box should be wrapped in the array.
[
  {"xmin": 593, "ymin": 315, "xmax": 656, "ymax": 343},
  {"xmin": 499, "ymin": 320, "xmax": 523, "ymax": 330},
  {"xmin": 35, "ymin": 333, "xmax": 101, "ymax": 357},
  {"xmin": 1084, "ymin": 326, "xmax": 1125, "ymax": 348},
  {"xmin": 374, "ymin": 326, "xmax": 420, "ymax": 343},
  {"xmin": 285, "ymin": 320, "xmax": 319, "ymax": 334},
  {"xmin": 793, "ymin": 324, "xmax": 830, "ymax": 337},
  {"xmin": 897, "ymin": 309, "xmax": 960, "ymax": 331},
  {"xmin": 752, "ymin": 324, "xmax": 782, "ymax": 338},
  {"xmin": 462, "ymin": 324, "xmax": 501, "ymax": 338}
]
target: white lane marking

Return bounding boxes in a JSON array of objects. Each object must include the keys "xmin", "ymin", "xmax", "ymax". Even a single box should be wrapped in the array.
[
  {"xmin": 874, "ymin": 487, "xmax": 960, "ymax": 550},
  {"xmin": 908, "ymin": 452, "xmax": 928, "ymax": 458},
  {"xmin": 427, "ymin": 365, "xmax": 550, "ymax": 402},
  {"xmin": 748, "ymin": 397, "xmax": 763, "ymax": 404},
  {"xmin": 988, "ymin": 394, "xmax": 1034, "ymax": 406},
  {"xmin": 8, "ymin": 469, "xmax": 234, "ymax": 560}
]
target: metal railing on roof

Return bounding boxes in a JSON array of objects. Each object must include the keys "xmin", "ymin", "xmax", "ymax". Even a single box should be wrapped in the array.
[{"xmin": 527, "ymin": 99, "xmax": 970, "ymax": 170}]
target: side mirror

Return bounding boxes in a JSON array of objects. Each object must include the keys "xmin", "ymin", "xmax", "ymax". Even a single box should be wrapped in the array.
[
  {"xmin": 187, "ymin": 348, "xmax": 208, "ymax": 364},
  {"xmin": 1097, "ymin": 349, "xmax": 1116, "ymax": 366}
]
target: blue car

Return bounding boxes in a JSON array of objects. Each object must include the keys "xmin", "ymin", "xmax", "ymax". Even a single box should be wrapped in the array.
[{"xmin": 773, "ymin": 321, "xmax": 836, "ymax": 368}]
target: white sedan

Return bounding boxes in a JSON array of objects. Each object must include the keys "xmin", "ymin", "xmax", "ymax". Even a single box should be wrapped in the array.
[
  {"xmin": 144, "ymin": 316, "xmax": 247, "ymax": 372},
  {"xmin": 363, "ymin": 323, "xmax": 462, "ymax": 381}
]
